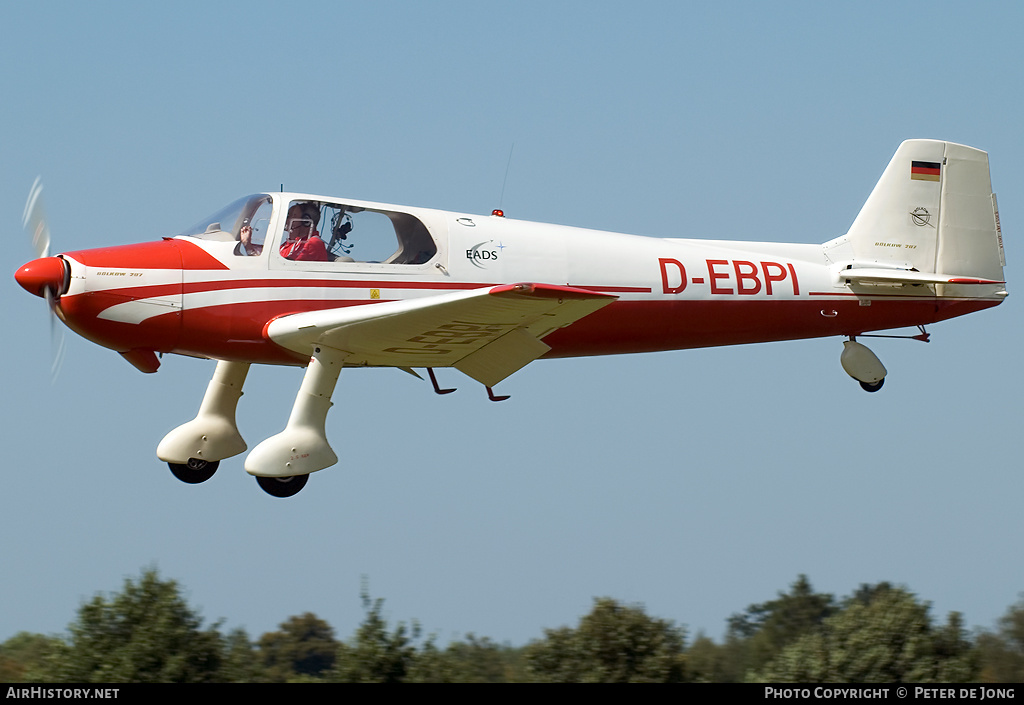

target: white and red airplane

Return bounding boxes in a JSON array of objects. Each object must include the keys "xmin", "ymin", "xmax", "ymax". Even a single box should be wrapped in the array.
[{"xmin": 15, "ymin": 139, "xmax": 1007, "ymax": 497}]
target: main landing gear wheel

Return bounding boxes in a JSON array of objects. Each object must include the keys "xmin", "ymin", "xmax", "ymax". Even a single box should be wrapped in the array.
[
  {"xmin": 168, "ymin": 458, "xmax": 219, "ymax": 484},
  {"xmin": 256, "ymin": 474, "xmax": 309, "ymax": 498},
  {"xmin": 859, "ymin": 379, "xmax": 884, "ymax": 393}
]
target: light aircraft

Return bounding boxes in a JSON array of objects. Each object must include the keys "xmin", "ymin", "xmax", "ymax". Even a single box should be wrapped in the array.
[{"xmin": 15, "ymin": 139, "xmax": 1007, "ymax": 497}]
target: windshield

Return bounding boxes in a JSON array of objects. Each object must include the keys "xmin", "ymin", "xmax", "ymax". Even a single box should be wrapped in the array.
[{"xmin": 178, "ymin": 194, "xmax": 272, "ymax": 241}]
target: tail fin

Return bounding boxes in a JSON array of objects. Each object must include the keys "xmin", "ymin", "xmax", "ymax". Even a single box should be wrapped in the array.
[{"xmin": 825, "ymin": 139, "xmax": 1005, "ymax": 284}]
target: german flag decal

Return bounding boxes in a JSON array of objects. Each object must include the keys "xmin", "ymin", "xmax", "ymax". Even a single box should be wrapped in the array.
[{"xmin": 911, "ymin": 160, "xmax": 941, "ymax": 181}]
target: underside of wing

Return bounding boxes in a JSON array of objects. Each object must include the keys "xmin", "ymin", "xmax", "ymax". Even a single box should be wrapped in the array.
[{"xmin": 264, "ymin": 283, "xmax": 617, "ymax": 386}]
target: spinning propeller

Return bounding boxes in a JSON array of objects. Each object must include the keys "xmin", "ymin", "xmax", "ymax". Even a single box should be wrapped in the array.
[{"xmin": 17, "ymin": 178, "xmax": 68, "ymax": 381}]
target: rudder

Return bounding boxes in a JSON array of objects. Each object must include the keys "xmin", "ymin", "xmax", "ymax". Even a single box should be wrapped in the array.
[{"xmin": 936, "ymin": 141, "xmax": 1005, "ymax": 282}]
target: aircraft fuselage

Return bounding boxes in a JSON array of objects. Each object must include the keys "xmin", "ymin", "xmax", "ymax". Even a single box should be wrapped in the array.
[{"xmin": 43, "ymin": 198, "xmax": 1002, "ymax": 372}]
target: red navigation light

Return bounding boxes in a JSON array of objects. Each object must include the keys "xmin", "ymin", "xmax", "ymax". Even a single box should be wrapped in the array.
[{"xmin": 491, "ymin": 209, "xmax": 504, "ymax": 217}]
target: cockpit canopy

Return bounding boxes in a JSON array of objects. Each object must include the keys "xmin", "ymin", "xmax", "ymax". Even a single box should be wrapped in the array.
[{"xmin": 180, "ymin": 193, "xmax": 438, "ymax": 265}]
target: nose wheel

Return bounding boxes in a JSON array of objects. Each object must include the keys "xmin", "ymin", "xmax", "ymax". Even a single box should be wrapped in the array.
[
  {"xmin": 167, "ymin": 458, "xmax": 219, "ymax": 484},
  {"xmin": 256, "ymin": 474, "xmax": 309, "ymax": 498}
]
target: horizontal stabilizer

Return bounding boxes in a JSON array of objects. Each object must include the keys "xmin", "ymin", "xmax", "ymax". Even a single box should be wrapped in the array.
[
  {"xmin": 265, "ymin": 283, "xmax": 616, "ymax": 385},
  {"xmin": 836, "ymin": 268, "xmax": 1004, "ymax": 286}
]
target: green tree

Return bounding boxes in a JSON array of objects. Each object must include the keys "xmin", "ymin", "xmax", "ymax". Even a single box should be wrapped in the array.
[
  {"xmin": 752, "ymin": 584, "xmax": 976, "ymax": 682},
  {"xmin": 30, "ymin": 569, "xmax": 223, "ymax": 683},
  {"xmin": 726, "ymin": 574, "xmax": 835, "ymax": 678},
  {"xmin": 0, "ymin": 633, "xmax": 61, "ymax": 682},
  {"xmin": 328, "ymin": 590, "xmax": 421, "ymax": 683},
  {"xmin": 439, "ymin": 634, "xmax": 521, "ymax": 682},
  {"xmin": 258, "ymin": 613, "xmax": 337, "ymax": 682},
  {"xmin": 401, "ymin": 638, "xmax": 460, "ymax": 683},
  {"xmin": 524, "ymin": 598, "xmax": 687, "ymax": 682},
  {"xmin": 219, "ymin": 628, "xmax": 265, "ymax": 683},
  {"xmin": 977, "ymin": 596, "xmax": 1024, "ymax": 682},
  {"xmin": 686, "ymin": 631, "xmax": 736, "ymax": 683},
  {"xmin": 407, "ymin": 634, "xmax": 523, "ymax": 683}
]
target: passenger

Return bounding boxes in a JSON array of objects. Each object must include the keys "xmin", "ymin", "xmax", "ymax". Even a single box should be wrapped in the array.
[{"xmin": 238, "ymin": 221, "xmax": 262, "ymax": 256}]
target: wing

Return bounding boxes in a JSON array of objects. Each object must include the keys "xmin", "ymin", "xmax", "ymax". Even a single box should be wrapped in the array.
[{"xmin": 265, "ymin": 283, "xmax": 617, "ymax": 386}]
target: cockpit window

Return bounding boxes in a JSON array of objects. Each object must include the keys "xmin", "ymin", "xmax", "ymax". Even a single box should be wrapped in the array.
[
  {"xmin": 179, "ymin": 194, "xmax": 272, "ymax": 242},
  {"xmin": 276, "ymin": 200, "xmax": 437, "ymax": 265}
]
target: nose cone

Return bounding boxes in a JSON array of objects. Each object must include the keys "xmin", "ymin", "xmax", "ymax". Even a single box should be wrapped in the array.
[{"xmin": 15, "ymin": 256, "xmax": 67, "ymax": 298}]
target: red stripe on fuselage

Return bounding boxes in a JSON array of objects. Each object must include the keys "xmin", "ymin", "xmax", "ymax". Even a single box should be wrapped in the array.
[
  {"xmin": 569, "ymin": 284, "xmax": 653, "ymax": 293},
  {"xmin": 63, "ymin": 239, "xmax": 228, "ymax": 270},
  {"xmin": 178, "ymin": 277, "xmax": 495, "ymax": 294},
  {"xmin": 64, "ymin": 277, "xmax": 496, "ymax": 302}
]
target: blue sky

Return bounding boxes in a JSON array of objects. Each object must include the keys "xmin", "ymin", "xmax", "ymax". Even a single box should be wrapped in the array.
[{"xmin": 2, "ymin": 1, "xmax": 1022, "ymax": 647}]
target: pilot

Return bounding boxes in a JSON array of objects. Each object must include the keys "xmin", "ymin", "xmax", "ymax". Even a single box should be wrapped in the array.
[
  {"xmin": 239, "ymin": 203, "xmax": 328, "ymax": 261},
  {"xmin": 280, "ymin": 203, "xmax": 328, "ymax": 261}
]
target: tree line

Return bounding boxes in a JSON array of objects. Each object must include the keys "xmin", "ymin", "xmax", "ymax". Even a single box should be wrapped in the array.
[{"xmin": 1, "ymin": 570, "xmax": 1022, "ymax": 682}]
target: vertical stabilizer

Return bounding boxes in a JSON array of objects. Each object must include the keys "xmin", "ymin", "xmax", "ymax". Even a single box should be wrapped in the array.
[{"xmin": 827, "ymin": 139, "xmax": 1004, "ymax": 283}]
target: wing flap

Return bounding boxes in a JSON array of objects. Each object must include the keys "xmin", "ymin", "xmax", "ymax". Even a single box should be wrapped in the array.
[
  {"xmin": 265, "ymin": 283, "xmax": 616, "ymax": 383},
  {"xmin": 454, "ymin": 327, "xmax": 552, "ymax": 387}
]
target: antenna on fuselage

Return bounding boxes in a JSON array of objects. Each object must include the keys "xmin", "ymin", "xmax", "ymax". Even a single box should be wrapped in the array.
[{"xmin": 495, "ymin": 142, "xmax": 515, "ymax": 217}]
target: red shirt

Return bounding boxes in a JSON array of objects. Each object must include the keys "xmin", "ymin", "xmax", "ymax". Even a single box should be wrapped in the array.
[{"xmin": 280, "ymin": 236, "xmax": 328, "ymax": 261}]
